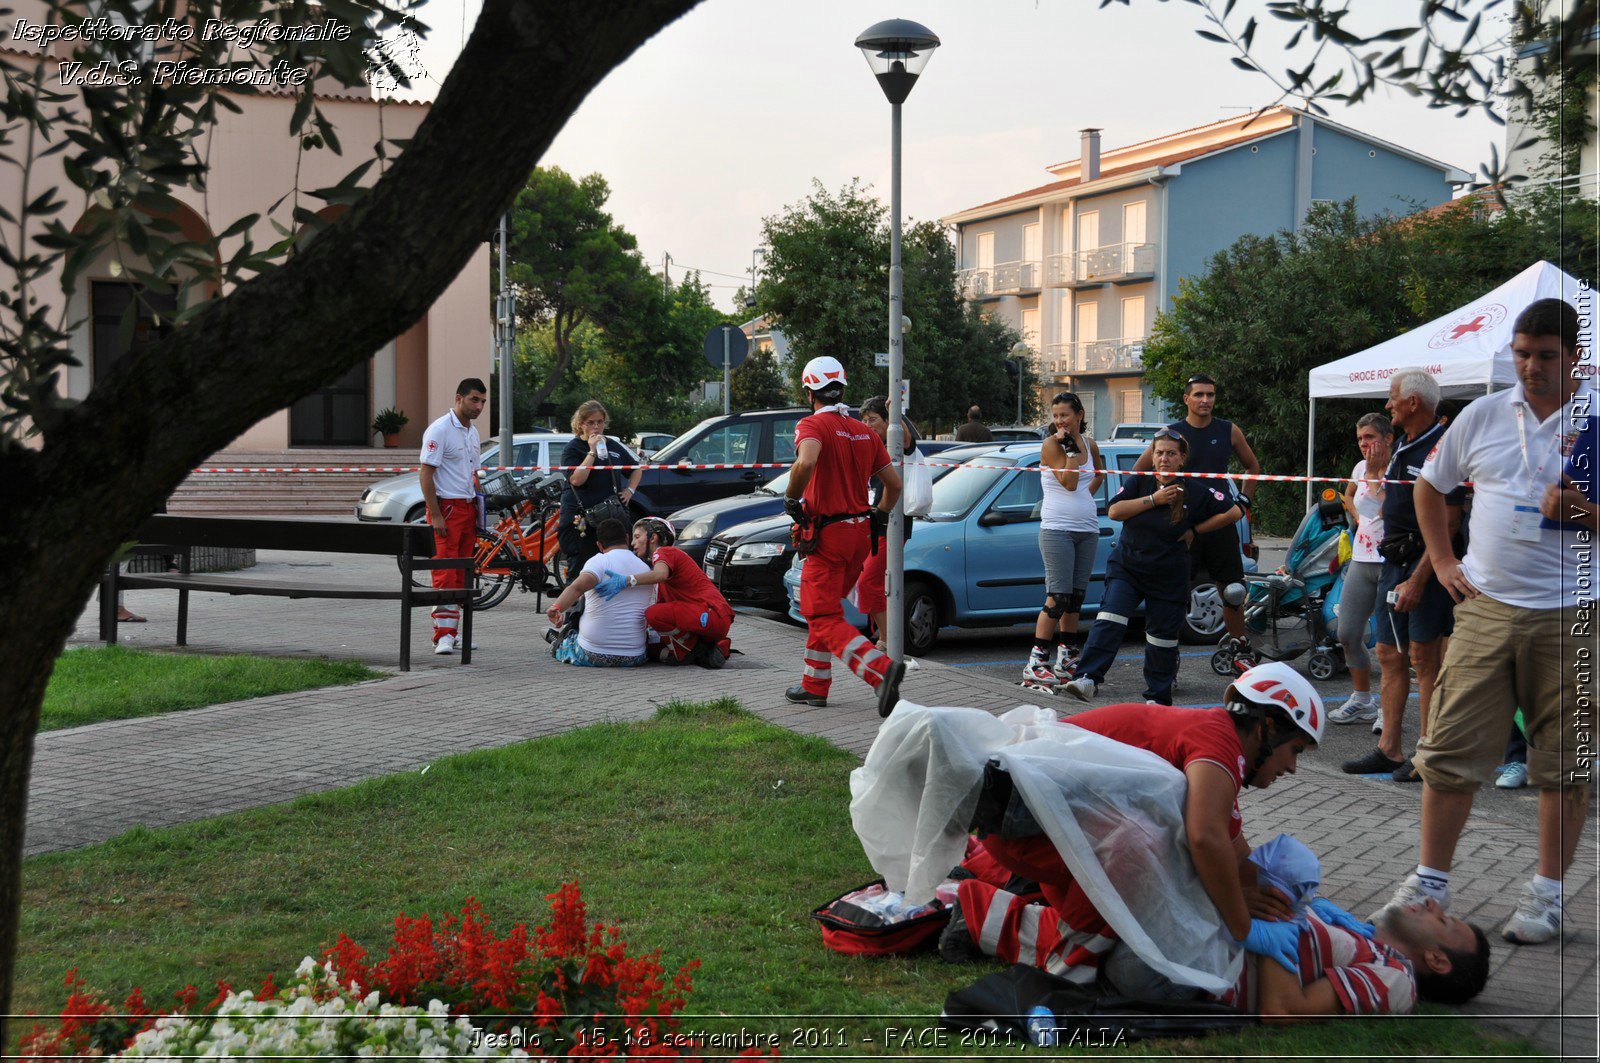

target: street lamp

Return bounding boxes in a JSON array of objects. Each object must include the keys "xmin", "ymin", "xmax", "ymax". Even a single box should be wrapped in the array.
[
  {"xmin": 856, "ymin": 18, "xmax": 939, "ymax": 667},
  {"xmin": 1011, "ymin": 341, "xmax": 1031, "ymax": 424}
]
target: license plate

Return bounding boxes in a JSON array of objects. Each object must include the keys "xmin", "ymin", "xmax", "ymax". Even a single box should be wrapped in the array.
[{"xmin": 705, "ymin": 564, "xmax": 721, "ymax": 582}]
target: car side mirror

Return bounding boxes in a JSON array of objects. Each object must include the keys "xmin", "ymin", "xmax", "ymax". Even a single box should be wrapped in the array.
[{"xmin": 978, "ymin": 510, "xmax": 1016, "ymax": 527}]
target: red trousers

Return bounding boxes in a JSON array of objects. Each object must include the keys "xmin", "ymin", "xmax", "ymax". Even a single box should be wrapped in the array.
[
  {"xmin": 646, "ymin": 600, "xmax": 732, "ymax": 662},
  {"xmin": 799, "ymin": 519, "xmax": 889, "ymax": 697},
  {"xmin": 855, "ymin": 541, "xmax": 888, "ymax": 616},
  {"xmin": 955, "ymin": 836, "xmax": 1118, "ymax": 982},
  {"xmin": 430, "ymin": 497, "xmax": 476, "ymax": 641}
]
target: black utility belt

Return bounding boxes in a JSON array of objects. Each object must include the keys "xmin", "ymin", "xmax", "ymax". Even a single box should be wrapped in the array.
[
  {"xmin": 1378, "ymin": 531, "xmax": 1424, "ymax": 567},
  {"xmin": 813, "ymin": 511, "xmax": 871, "ymax": 527}
]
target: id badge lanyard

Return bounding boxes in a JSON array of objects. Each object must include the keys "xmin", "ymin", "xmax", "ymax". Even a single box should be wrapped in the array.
[{"xmin": 1511, "ymin": 403, "xmax": 1559, "ymax": 540}]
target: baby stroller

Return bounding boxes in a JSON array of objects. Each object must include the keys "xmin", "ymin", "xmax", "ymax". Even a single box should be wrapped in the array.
[{"xmin": 1210, "ymin": 489, "xmax": 1351, "ymax": 681}]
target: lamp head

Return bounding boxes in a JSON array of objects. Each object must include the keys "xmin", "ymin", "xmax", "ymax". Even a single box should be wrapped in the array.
[{"xmin": 855, "ymin": 19, "xmax": 940, "ymax": 105}]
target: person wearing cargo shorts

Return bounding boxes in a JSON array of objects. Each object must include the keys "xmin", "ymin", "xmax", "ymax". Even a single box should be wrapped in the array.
[{"xmin": 1373, "ymin": 298, "xmax": 1595, "ymax": 947}]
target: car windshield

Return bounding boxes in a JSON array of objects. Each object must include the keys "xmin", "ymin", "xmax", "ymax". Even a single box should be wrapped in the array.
[
  {"xmin": 923, "ymin": 454, "xmax": 1016, "ymax": 520},
  {"xmin": 651, "ymin": 419, "xmax": 718, "ymax": 464},
  {"xmin": 755, "ymin": 469, "xmax": 790, "ymax": 496}
]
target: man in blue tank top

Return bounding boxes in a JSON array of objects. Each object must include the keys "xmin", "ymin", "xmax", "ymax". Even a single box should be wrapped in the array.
[{"xmin": 1133, "ymin": 374, "xmax": 1262, "ymax": 646}]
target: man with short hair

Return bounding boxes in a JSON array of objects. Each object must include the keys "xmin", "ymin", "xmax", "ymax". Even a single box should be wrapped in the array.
[
  {"xmin": 419, "ymin": 378, "xmax": 486, "ymax": 655},
  {"xmin": 544, "ymin": 518, "xmax": 651, "ymax": 667},
  {"xmin": 955, "ymin": 405, "xmax": 993, "ymax": 443},
  {"xmin": 1133, "ymin": 374, "xmax": 1262, "ymax": 646},
  {"xmin": 597, "ymin": 516, "xmax": 734, "ymax": 668},
  {"xmin": 784, "ymin": 355, "xmax": 905, "ymax": 716},
  {"xmin": 1341, "ymin": 368, "xmax": 1465, "ymax": 782},
  {"xmin": 1375, "ymin": 298, "xmax": 1594, "ymax": 947}
]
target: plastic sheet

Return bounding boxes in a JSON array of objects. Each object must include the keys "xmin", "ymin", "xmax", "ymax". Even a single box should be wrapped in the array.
[
  {"xmin": 852, "ymin": 702, "xmax": 1242, "ymax": 993},
  {"xmin": 850, "ymin": 703, "xmax": 1058, "ymax": 906}
]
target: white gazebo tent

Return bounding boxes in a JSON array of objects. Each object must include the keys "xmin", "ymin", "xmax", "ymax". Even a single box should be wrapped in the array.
[{"xmin": 1303, "ymin": 259, "xmax": 1594, "ymax": 504}]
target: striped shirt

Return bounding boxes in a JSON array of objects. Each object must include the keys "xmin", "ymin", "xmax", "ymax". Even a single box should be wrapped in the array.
[{"xmin": 1220, "ymin": 912, "xmax": 1416, "ymax": 1015}]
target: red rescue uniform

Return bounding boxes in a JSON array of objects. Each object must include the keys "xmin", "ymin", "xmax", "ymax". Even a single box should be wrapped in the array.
[
  {"xmin": 645, "ymin": 544, "xmax": 733, "ymax": 662},
  {"xmin": 795, "ymin": 407, "xmax": 893, "ymax": 698},
  {"xmin": 957, "ymin": 704, "xmax": 1247, "ymax": 981}
]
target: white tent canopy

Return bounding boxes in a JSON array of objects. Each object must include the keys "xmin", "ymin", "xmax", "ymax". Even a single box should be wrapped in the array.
[{"xmin": 1303, "ymin": 260, "xmax": 1594, "ymax": 501}]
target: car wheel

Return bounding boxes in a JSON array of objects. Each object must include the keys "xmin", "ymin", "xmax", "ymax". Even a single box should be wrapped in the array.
[
  {"xmin": 904, "ymin": 579, "xmax": 941, "ymax": 657},
  {"xmin": 1181, "ymin": 581, "xmax": 1228, "ymax": 644},
  {"xmin": 404, "ymin": 503, "xmax": 426, "ymax": 524}
]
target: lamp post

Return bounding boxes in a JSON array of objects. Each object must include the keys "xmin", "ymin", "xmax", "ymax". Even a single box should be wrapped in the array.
[
  {"xmin": 856, "ymin": 17, "xmax": 939, "ymax": 666},
  {"xmin": 1011, "ymin": 341, "xmax": 1031, "ymax": 424}
]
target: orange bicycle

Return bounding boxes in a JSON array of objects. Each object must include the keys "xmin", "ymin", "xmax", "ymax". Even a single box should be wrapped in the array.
[{"xmin": 402, "ymin": 471, "xmax": 568, "ymax": 610}]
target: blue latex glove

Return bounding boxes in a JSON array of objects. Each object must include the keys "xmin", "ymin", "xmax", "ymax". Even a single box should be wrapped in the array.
[
  {"xmin": 1241, "ymin": 918, "xmax": 1301, "ymax": 973},
  {"xmin": 594, "ymin": 572, "xmax": 628, "ymax": 600},
  {"xmin": 1309, "ymin": 897, "xmax": 1375, "ymax": 938}
]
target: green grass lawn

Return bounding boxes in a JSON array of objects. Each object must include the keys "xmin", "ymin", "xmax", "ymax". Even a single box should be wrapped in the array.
[
  {"xmin": 41, "ymin": 646, "xmax": 382, "ymax": 730},
  {"xmin": 16, "ymin": 700, "xmax": 1545, "ymax": 1058}
]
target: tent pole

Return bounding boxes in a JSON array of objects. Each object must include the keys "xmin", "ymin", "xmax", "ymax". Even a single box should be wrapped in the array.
[{"xmin": 1305, "ymin": 397, "xmax": 1317, "ymax": 511}]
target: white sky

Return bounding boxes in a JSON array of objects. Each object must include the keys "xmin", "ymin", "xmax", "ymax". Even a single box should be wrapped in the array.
[{"xmin": 399, "ymin": 0, "xmax": 1507, "ymax": 312}]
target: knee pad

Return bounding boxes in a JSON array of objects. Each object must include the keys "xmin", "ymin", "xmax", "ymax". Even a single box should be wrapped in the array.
[
  {"xmin": 1063, "ymin": 590, "xmax": 1085, "ymax": 615},
  {"xmin": 1044, "ymin": 594, "xmax": 1069, "ymax": 620}
]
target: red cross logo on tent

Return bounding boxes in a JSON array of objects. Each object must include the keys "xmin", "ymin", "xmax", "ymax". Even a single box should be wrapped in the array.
[
  {"xmin": 1449, "ymin": 314, "xmax": 1489, "ymax": 340},
  {"xmin": 1428, "ymin": 303, "xmax": 1507, "ymax": 349}
]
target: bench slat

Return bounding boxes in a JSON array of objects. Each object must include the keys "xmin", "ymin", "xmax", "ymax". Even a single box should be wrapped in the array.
[
  {"xmin": 119, "ymin": 574, "xmax": 472, "ymax": 602},
  {"xmin": 135, "ymin": 514, "xmax": 437, "ymax": 556}
]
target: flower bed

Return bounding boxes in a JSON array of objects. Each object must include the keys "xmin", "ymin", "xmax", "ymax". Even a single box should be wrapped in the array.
[{"xmin": 23, "ymin": 881, "xmax": 772, "ymax": 1060}]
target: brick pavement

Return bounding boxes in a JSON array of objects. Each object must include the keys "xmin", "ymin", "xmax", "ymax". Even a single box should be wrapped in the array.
[{"xmin": 43, "ymin": 551, "xmax": 1600, "ymax": 1056}]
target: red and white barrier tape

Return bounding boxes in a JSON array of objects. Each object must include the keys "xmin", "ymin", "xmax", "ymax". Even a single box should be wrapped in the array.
[{"xmin": 188, "ymin": 461, "xmax": 1423, "ymax": 487}]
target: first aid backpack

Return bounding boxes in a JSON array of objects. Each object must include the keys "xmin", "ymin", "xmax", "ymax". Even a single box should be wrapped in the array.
[{"xmin": 811, "ymin": 879, "xmax": 951, "ymax": 956}]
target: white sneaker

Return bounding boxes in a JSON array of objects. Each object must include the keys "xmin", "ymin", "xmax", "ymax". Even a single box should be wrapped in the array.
[
  {"xmin": 433, "ymin": 634, "xmax": 457, "ymax": 656},
  {"xmin": 1372, "ymin": 717, "xmax": 1384, "ymax": 735},
  {"xmin": 1495, "ymin": 762, "xmax": 1529, "ymax": 789},
  {"xmin": 1502, "ymin": 880, "xmax": 1563, "ymax": 944},
  {"xmin": 1063, "ymin": 677, "xmax": 1096, "ymax": 702},
  {"xmin": 1330, "ymin": 692, "xmax": 1380, "ymax": 724},
  {"xmin": 1369, "ymin": 872, "xmax": 1449, "ymax": 925}
]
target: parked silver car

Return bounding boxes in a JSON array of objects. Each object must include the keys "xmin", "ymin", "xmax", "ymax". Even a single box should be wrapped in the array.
[{"xmin": 355, "ymin": 432, "xmax": 574, "ymax": 523}]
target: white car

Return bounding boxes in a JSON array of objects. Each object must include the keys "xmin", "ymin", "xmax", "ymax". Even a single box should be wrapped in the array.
[{"xmin": 355, "ymin": 432, "xmax": 574, "ymax": 523}]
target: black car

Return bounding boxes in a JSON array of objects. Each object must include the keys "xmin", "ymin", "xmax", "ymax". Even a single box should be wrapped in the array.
[
  {"xmin": 701, "ymin": 443, "xmax": 991, "ymax": 609},
  {"xmin": 627, "ymin": 408, "xmax": 810, "ymax": 515},
  {"xmin": 669, "ymin": 440, "xmax": 969, "ymax": 565}
]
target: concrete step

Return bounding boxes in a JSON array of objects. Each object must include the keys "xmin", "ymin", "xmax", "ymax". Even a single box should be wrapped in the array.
[{"xmin": 170, "ymin": 448, "xmax": 407, "ymax": 518}]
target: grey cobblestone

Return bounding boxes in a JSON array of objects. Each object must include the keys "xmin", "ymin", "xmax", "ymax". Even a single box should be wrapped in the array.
[{"xmin": 37, "ymin": 551, "xmax": 1598, "ymax": 1056}]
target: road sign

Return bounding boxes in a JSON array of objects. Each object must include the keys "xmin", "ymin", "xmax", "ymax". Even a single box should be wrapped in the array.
[
  {"xmin": 874, "ymin": 351, "xmax": 889, "ymax": 367},
  {"xmin": 702, "ymin": 324, "xmax": 750, "ymax": 370}
]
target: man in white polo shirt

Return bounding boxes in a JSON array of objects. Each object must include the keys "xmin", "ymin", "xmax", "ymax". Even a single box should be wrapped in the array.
[
  {"xmin": 1372, "ymin": 298, "xmax": 1594, "ymax": 946},
  {"xmin": 419, "ymin": 378, "xmax": 486, "ymax": 655}
]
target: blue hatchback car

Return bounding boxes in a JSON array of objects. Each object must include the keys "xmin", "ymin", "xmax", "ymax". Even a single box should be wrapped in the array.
[{"xmin": 783, "ymin": 442, "xmax": 1256, "ymax": 655}]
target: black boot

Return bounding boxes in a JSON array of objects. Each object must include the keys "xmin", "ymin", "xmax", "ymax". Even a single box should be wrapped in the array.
[{"xmin": 785, "ymin": 685, "xmax": 827, "ymax": 707}]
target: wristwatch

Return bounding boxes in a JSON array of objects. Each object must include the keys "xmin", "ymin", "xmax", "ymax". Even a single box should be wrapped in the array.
[{"xmin": 627, "ymin": 574, "xmax": 638, "ymax": 588}]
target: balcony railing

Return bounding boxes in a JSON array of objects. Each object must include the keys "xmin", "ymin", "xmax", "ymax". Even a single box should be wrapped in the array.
[
  {"xmin": 1054, "ymin": 339, "xmax": 1147, "ymax": 374},
  {"xmin": 1045, "ymin": 252, "xmax": 1075, "ymax": 287},
  {"xmin": 957, "ymin": 267, "xmax": 992, "ymax": 299},
  {"xmin": 1065, "ymin": 242, "xmax": 1158, "ymax": 287},
  {"xmin": 989, "ymin": 260, "xmax": 1039, "ymax": 294}
]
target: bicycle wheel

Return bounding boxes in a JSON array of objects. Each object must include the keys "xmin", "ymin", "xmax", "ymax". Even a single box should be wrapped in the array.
[{"xmin": 473, "ymin": 531, "xmax": 516, "ymax": 610}]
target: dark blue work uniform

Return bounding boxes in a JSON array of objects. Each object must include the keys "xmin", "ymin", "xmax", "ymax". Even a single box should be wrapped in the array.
[
  {"xmin": 1164, "ymin": 417, "xmax": 1246, "ymax": 586},
  {"xmin": 1076, "ymin": 474, "xmax": 1239, "ymax": 703},
  {"xmin": 1375, "ymin": 417, "xmax": 1464, "ymax": 647}
]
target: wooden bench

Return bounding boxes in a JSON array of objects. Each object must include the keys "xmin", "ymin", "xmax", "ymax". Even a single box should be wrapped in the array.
[{"xmin": 100, "ymin": 515, "xmax": 474, "ymax": 671}]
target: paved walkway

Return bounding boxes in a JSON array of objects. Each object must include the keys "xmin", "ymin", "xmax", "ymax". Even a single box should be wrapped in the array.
[{"xmin": 46, "ymin": 552, "xmax": 1599, "ymax": 1057}]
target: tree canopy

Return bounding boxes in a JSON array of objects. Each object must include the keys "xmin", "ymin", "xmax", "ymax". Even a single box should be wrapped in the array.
[
  {"xmin": 757, "ymin": 181, "xmax": 1035, "ymax": 432},
  {"xmin": 1142, "ymin": 192, "xmax": 1599, "ymax": 532}
]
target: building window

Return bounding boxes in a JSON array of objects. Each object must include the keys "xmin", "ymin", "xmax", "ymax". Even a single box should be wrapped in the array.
[
  {"xmin": 1023, "ymin": 223, "xmax": 1041, "ymax": 263},
  {"xmin": 1122, "ymin": 202, "xmax": 1146, "ymax": 245},
  {"xmin": 91, "ymin": 281, "xmax": 176, "ymax": 385},
  {"xmin": 1119, "ymin": 388, "xmax": 1142, "ymax": 423},
  {"xmin": 1120, "ymin": 295, "xmax": 1146, "ymax": 341},
  {"xmin": 976, "ymin": 231, "xmax": 995, "ymax": 272},
  {"xmin": 1077, "ymin": 211, "xmax": 1099, "ymax": 251}
]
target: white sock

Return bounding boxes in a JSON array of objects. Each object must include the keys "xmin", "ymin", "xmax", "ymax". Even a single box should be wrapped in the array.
[
  {"xmin": 1533, "ymin": 874, "xmax": 1562, "ymax": 899},
  {"xmin": 1358, "ymin": 689, "xmax": 1377, "ymax": 705},
  {"xmin": 1415, "ymin": 866, "xmax": 1451, "ymax": 895}
]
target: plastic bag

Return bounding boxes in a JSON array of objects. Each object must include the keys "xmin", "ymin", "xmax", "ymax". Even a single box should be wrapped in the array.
[
  {"xmin": 1247, "ymin": 833, "xmax": 1320, "ymax": 927},
  {"xmin": 902, "ymin": 446, "xmax": 934, "ymax": 517}
]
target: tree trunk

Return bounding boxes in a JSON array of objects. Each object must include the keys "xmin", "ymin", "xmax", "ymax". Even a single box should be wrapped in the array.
[
  {"xmin": 0, "ymin": 0, "xmax": 702, "ymax": 1038},
  {"xmin": 527, "ymin": 307, "xmax": 582, "ymax": 414}
]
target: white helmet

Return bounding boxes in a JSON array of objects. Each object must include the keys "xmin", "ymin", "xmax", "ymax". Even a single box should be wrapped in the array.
[
  {"xmin": 801, "ymin": 355, "xmax": 848, "ymax": 392},
  {"xmin": 1227, "ymin": 661, "xmax": 1324, "ymax": 745}
]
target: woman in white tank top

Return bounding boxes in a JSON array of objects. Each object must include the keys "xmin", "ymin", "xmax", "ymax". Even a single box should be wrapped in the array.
[{"xmin": 1024, "ymin": 392, "xmax": 1106, "ymax": 688}]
